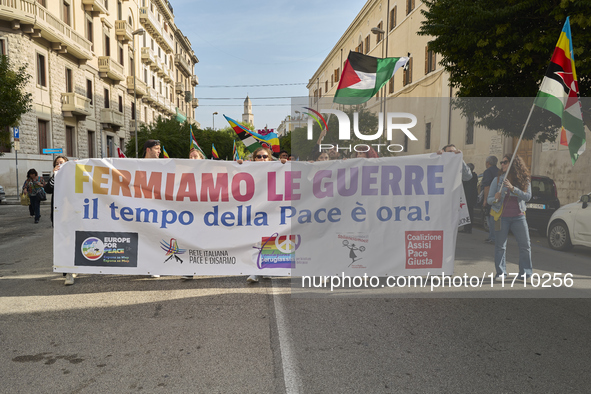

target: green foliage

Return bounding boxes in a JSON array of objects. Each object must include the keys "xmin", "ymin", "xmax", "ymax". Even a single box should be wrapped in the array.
[
  {"xmin": 419, "ymin": 0, "xmax": 591, "ymax": 141},
  {"xmin": 126, "ymin": 117, "xmax": 248, "ymax": 160},
  {"xmin": 0, "ymin": 55, "xmax": 33, "ymax": 153}
]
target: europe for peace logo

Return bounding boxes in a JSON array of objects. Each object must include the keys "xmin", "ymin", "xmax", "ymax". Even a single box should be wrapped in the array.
[
  {"xmin": 254, "ymin": 233, "xmax": 301, "ymax": 269},
  {"xmin": 81, "ymin": 237, "xmax": 104, "ymax": 260}
]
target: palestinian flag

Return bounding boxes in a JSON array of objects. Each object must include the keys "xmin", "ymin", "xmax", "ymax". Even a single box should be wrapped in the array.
[
  {"xmin": 162, "ymin": 146, "xmax": 170, "ymax": 158},
  {"xmin": 534, "ymin": 17, "xmax": 586, "ymax": 165},
  {"xmin": 333, "ymin": 51, "xmax": 409, "ymax": 105},
  {"xmin": 211, "ymin": 143, "xmax": 219, "ymax": 159}
]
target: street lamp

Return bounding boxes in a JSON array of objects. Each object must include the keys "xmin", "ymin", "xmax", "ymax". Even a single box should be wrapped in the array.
[
  {"xmin": 212, "ymin": 111, "xmax": 218, "ymax": 130},
  {"xmin": 132, "ymin": 28, "xmax": 145, "ymax": 158}
]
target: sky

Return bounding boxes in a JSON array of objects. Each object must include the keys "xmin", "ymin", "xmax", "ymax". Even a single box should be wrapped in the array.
[{"xmin": 171, "ymin": 0, "xmax": 365, "ymax": 131}]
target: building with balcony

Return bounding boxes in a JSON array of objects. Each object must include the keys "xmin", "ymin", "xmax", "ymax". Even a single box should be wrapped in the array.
[
  {"xmin": 0, "ymin": 0, "xmax": 201, "ymax": 192},
  {"xmin": 307, "ymin": 0, "xmax": 591, "ymax": 202}
]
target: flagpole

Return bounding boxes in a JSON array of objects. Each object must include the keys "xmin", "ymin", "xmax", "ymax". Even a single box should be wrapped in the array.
[{"xmin": 505, "ymin": 101, "xmax": 536, "ymax": 177}]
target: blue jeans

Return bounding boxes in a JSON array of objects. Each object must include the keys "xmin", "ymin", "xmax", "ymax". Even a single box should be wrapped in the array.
[
  {"xmin": 487, "ymin": 214, "xmax": 495, "ymax": 242},
  {"xmin": 494, "ymin": 215, "xmax": 532, "ymax": 276},
  {"xmin": 30, "ymin": 194, "xmax": 41, "ymax": 221}
]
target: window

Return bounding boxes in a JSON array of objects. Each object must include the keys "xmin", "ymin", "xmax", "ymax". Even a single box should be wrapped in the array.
[
  {"xmin": 389, "ymin": 77, "xmax": 394, "ymax": 94},
  {"xmin": 38, "ymin": 120, "xmax": 49, "ymax": 154},
  {"xmin": 131, "ymin": 101, "xmax": 136, "ymax": 120},
  {"xmin": 0, "ymin": 39, "xmax": 6, "ymax": 55},
  {"xmin": 62, "ymin": 1, "xmax": 70, "ymax": 26},
  {"xmin": 403, "ymin": 57, "xmax": 413, "ymax": 86},
  {"xmin": 466, "ymin": 113, "xmax": 474, "ymax": 145},
  {"xmin": 104, "ymin": 88, "xmax": 110, "ymax": 108},
  {"xmin": 129, "ymin": 56, "xmax": 134, "ymax": 76},
  {"xmin": 334, "ymin": 68, "xmax": 340, "ymax": 83},
  {"xmin": 118, "ymin": 44, "xmax": 124, "ymax": 66},
  {"xmin": 117, "ymin": 1, "xmax": 122, "ymax": 20},
  {"xmin": 356, "ymin": 41, "xmax": 363, "ymax": 53},
  {"xmin": 325, "ymin": 80, "xmax": 328, "ymax": 92},
  {"xmin": 120, "ymin": 138, "xmax": 125, "ymax": 153},
  {"xmin": 425, "ymin": 44, "xmax": 436, "ymax": 74},
  {"xmin": 36, "ymin": 0, "xmax": 45, "ymax": 6},
  {"xmin": 88, "ymin": 130, "xmax": 95, "ymax": 157},
  {"xmin": 331, "ymin": 74, "xmax": 334, "ymax": 88},
  {"xmin": 118, "ymin": 95, "xmax": 123, "ymax": 113},
  {"xmin": 37, "ymin": 53, "xmax": 46, "ymax": 86},
  {"xmin": 66, "ymin": 126, "xmax": 75, "ymax": 156},
  {"xmin": 406, "ymin": 0, "xmax": 415, "ymax": 15},
  {"xmin": 104, "ymin": 34, "xmax": 110, "ymax": 57},
  {"xmin": 65, "ymin": 68, "xmax": 72, "ymax": 93},
  {"xmin": 104, "ymin": 0, "xmax": 108, "ymax": 11},
  {"xmin": 364, "ymin": 35, "xmax": 370, "ymax": 54},
  {"xmin": 425, "ymin": 123, "xmax": 431, "ymax": 150},
  {"xmin": 128, "ymin": 15, "xmax": 133, "ymax": 27},
  {"xmin": 376, "ymin": 22, "xmax": 384, "ymax": 42},
  {"xmin": 144, "ymin": 107, "xmax": 147, "ymax": 122},
  {"xmin": 389, "ymin": 6, "xmax": 397, "ymax": 30},
  {"xmin": 152, "ymin": 75, "xmax": 155, "ymax": 89},
  {"xmin": 106, "ymin": 136, "xmax": 113, "ymax": 157},
  {"xmin": 86, "ymin": 79, "xmax": 93, "ymax": 105},
  {"xmin": 86, "ymin": 13, "xmax": 93, "ymax": 47}
]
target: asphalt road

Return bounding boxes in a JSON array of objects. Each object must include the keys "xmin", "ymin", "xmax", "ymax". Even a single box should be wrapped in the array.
[{"xmin": 1, "ymin": 203, "xmax": 591, "ymax": 393}]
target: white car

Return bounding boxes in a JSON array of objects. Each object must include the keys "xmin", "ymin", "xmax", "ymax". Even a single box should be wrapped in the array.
[{"xmin": 547, "ymin": 193, "xmax": 591, "ymax": 251}]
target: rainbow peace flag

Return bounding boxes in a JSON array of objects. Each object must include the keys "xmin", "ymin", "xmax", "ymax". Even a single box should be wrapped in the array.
[
  {"xmin": 162, "ymin": 146, "xmax": 170, "ymax": 158},
  {"xmin": 190, "ymin": 125, "xmax": 205, "ymax": 155},
  {"xmin": 224, "ymin": 115, "xmax": 281, "ymax": 157},
  {"xmin": 534, "ymin": 17, "xmax": 585, "ymax": 165},
  {"xmin": 211, "ymin": 143, "xmax": 219, "ymax": 159}
]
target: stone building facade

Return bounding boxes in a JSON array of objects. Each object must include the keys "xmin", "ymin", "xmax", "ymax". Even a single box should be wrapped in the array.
[
  {"xmin": 0, "ymin": 0, "xmax": 199, "ymax": 193},
  {"xmin": 307, "ymin": 0, "xmax": 590, "ymax": 203}
]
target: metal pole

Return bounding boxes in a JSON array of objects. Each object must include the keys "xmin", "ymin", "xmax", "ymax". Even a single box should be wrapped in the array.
[
  {"xmin": 134, "ymin": 38, "xmax": 138, "ymax": 158},
  {"xmin": 212, "ymin": 113, "xmax": 214, "ymax": 130},
  {"xmin": 15, "ymin": 149, "xmax": 18, "ymax": 197}
]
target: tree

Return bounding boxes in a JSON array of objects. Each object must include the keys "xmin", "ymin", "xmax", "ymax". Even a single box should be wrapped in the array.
[
  {"xmin": 0, "ymin": 55, "xmax": 33, "ymax": 153},
  {"xmin": 126, "ymin": 117, "xmax": 242, "ymax": 159},
  {"xmin": 419, "ymin": 0, "xmax": 591, "ymax": 141}
]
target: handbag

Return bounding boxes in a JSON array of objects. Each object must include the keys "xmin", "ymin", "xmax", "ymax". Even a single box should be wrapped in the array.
[
  {"xmin": 37, "ymin": 188, "xmax": 47, "ymax": 201},
  {"xmin": 20, "ymin": 192, "xmax": 30, "ymax": 206},
  {"xmin": 490, "ymin": 177, "xmax": 504, "ymax": 221}
]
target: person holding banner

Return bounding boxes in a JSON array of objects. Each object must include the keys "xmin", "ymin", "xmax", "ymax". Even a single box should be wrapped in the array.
[
  {"xmin": 23, "ymin": 169, "xmax": 45, "ymax": 224},
  {"xmin": 239, "ymin": 147, "xmax": 286, "ymax": 282},
  {"xmin": 183, "ymin": 148, "xmax": 205, "ymax": 279},
  {"xmin": 487, "ymin": 154, "xmax": 533, "ymax": 281},
  {"xmin": 143, "ymin": 139, "xmax": 161, "ymax": 158},
  {"xmin": 438, "ymin": 144, "xmax": 473, "ymax": 182},
  {"xmin": 189, "ymin": 148, "xmax": 204, "ymax": 160}
]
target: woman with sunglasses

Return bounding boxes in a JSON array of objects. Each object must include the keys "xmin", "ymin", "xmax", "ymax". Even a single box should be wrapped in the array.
[
  {"xmin": 487, "ymin": 154, "xmax": 533, "ymax": 281},
  {"xmin": 238, "ymin": 147, "xmax": 286, "ymax": 282}
]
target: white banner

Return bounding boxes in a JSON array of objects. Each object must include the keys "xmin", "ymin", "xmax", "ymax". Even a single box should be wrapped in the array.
[{"xmin": 53, "ymin": 154, "xmax": 464, "ymax": 277}]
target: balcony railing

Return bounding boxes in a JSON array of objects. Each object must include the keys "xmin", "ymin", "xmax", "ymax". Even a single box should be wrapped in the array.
[
  {"xmin": 139, "ymin": 7, "xmax": 162, "ymax": 39},
  {"xmin": 142, "ymin": 86, "xmax": 155, "ymax": 103},
  {"xmin": 175, "ymin": 82, "xmax": 183, "ymax": 94},
  {"xmin": 98, "ymin": 56, "xmax": 125, "ymax": 81},
  {"xmin": 0, "ymin": 0, "xmax": 37, "ymax": 28},
  {"xmin": 174, "ymin": 54, "xmax": 191, "ymax": 77},
  {"xmin": 141, "ymin": 47, "xmax": 155, "ymax": 65},
  {"xmin": 13, "ymin": 2, "xmax": 93, "ymax": 61},
  {"xmin": 158, "ymin": 29, "xmax": 174, "ymax": 54},
  {"xmin": 61, "ymin": 93, "xmax": 91, "ymax": 117},
  {"xmin": 191, "ymin": 98, "xmax": 199, "ymax": 108},
  {"xmin": 191, "ymin": 75, "xmax": 198, "ymax": 86},
  {"xmin": 82, "ymin": 0, "xmax": 108, "ymax": 14},
  {"xmin": 101, "ymin": 108, "xmax": 124, "ymax": 128},
  {"xmin": 126, "ymin": 76, "xmax": 147, "ymax": 97},
  {"xmin": 115, "ymin": 20, "xmax": 132, "ymax": 43},
  {"xmin": 129, "ymin": 120, "xmax": 145, "ymax": 133},
  {"xmin": 162, "ymin": 67, "xmax": 172, "ymax": 83}
]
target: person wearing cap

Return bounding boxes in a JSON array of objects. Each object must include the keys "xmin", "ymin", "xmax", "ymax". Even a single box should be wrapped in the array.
[
  {"xmin": 143, "ymin": 139, "xmax": 161, "ymax": 158},
  {"xmin": 143, "ymin": 139, "xmax": 161, "ymax": 278}
]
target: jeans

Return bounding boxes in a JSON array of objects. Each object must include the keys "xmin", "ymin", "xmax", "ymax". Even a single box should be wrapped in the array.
[
  {"xmin": 487, "ymin": 214, "xmax": 496, "ymax": 242},
  {"xmin": 494, "ymin": 215, "xmax": 532, "ymax": 276},
  {"xmin": 30, "ymin": 194, "xmax": 41, "ymax": 221}
]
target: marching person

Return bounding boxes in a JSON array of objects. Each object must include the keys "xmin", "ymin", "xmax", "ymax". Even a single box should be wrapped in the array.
[
  {"xmin": 460, "ymin": 163, "xmax": 478, "ymax": 234},
  {"xmin": 23, "ymin": 169, "xmax": 45, "ymax": 224},
  {"xmin": 143, "ymin": 139, "xmax": 162, "ymax": 277},
  {"xmin": 487, "ymin": 154, "xmax": 533, "ymax": 281},
  {"xmin": 481, "ymin": 155, "xmax": 499, "ymax": 244}
]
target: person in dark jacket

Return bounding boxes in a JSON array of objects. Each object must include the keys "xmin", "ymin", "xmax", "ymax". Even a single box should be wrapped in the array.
[{"xmin": 460, "ymin": 163, "xmax": 478, "ymax": 233}]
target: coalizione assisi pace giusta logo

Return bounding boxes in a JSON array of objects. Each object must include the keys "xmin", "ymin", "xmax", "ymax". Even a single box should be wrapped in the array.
[{"xmin": 304, "ymin": 107, "xmax": 418, "ymax": 154}]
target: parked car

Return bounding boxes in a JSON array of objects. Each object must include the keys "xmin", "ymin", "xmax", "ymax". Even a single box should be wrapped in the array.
[
  {"xmin": 473, "ymin": 175, "xmax": 560, "ymax": 235},
  {"xmin": 547, "ymin": 193, "xmax": 591, "ymax": 251},
  {"xmin": 0, "ymin": 184, "xmax": 5, "ymax": 204}
]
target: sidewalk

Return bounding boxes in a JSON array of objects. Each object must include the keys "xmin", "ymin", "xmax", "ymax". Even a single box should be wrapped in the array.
[{"xmin": 3, "ymin": 195, "xmax": 51, "ymax": 206}]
